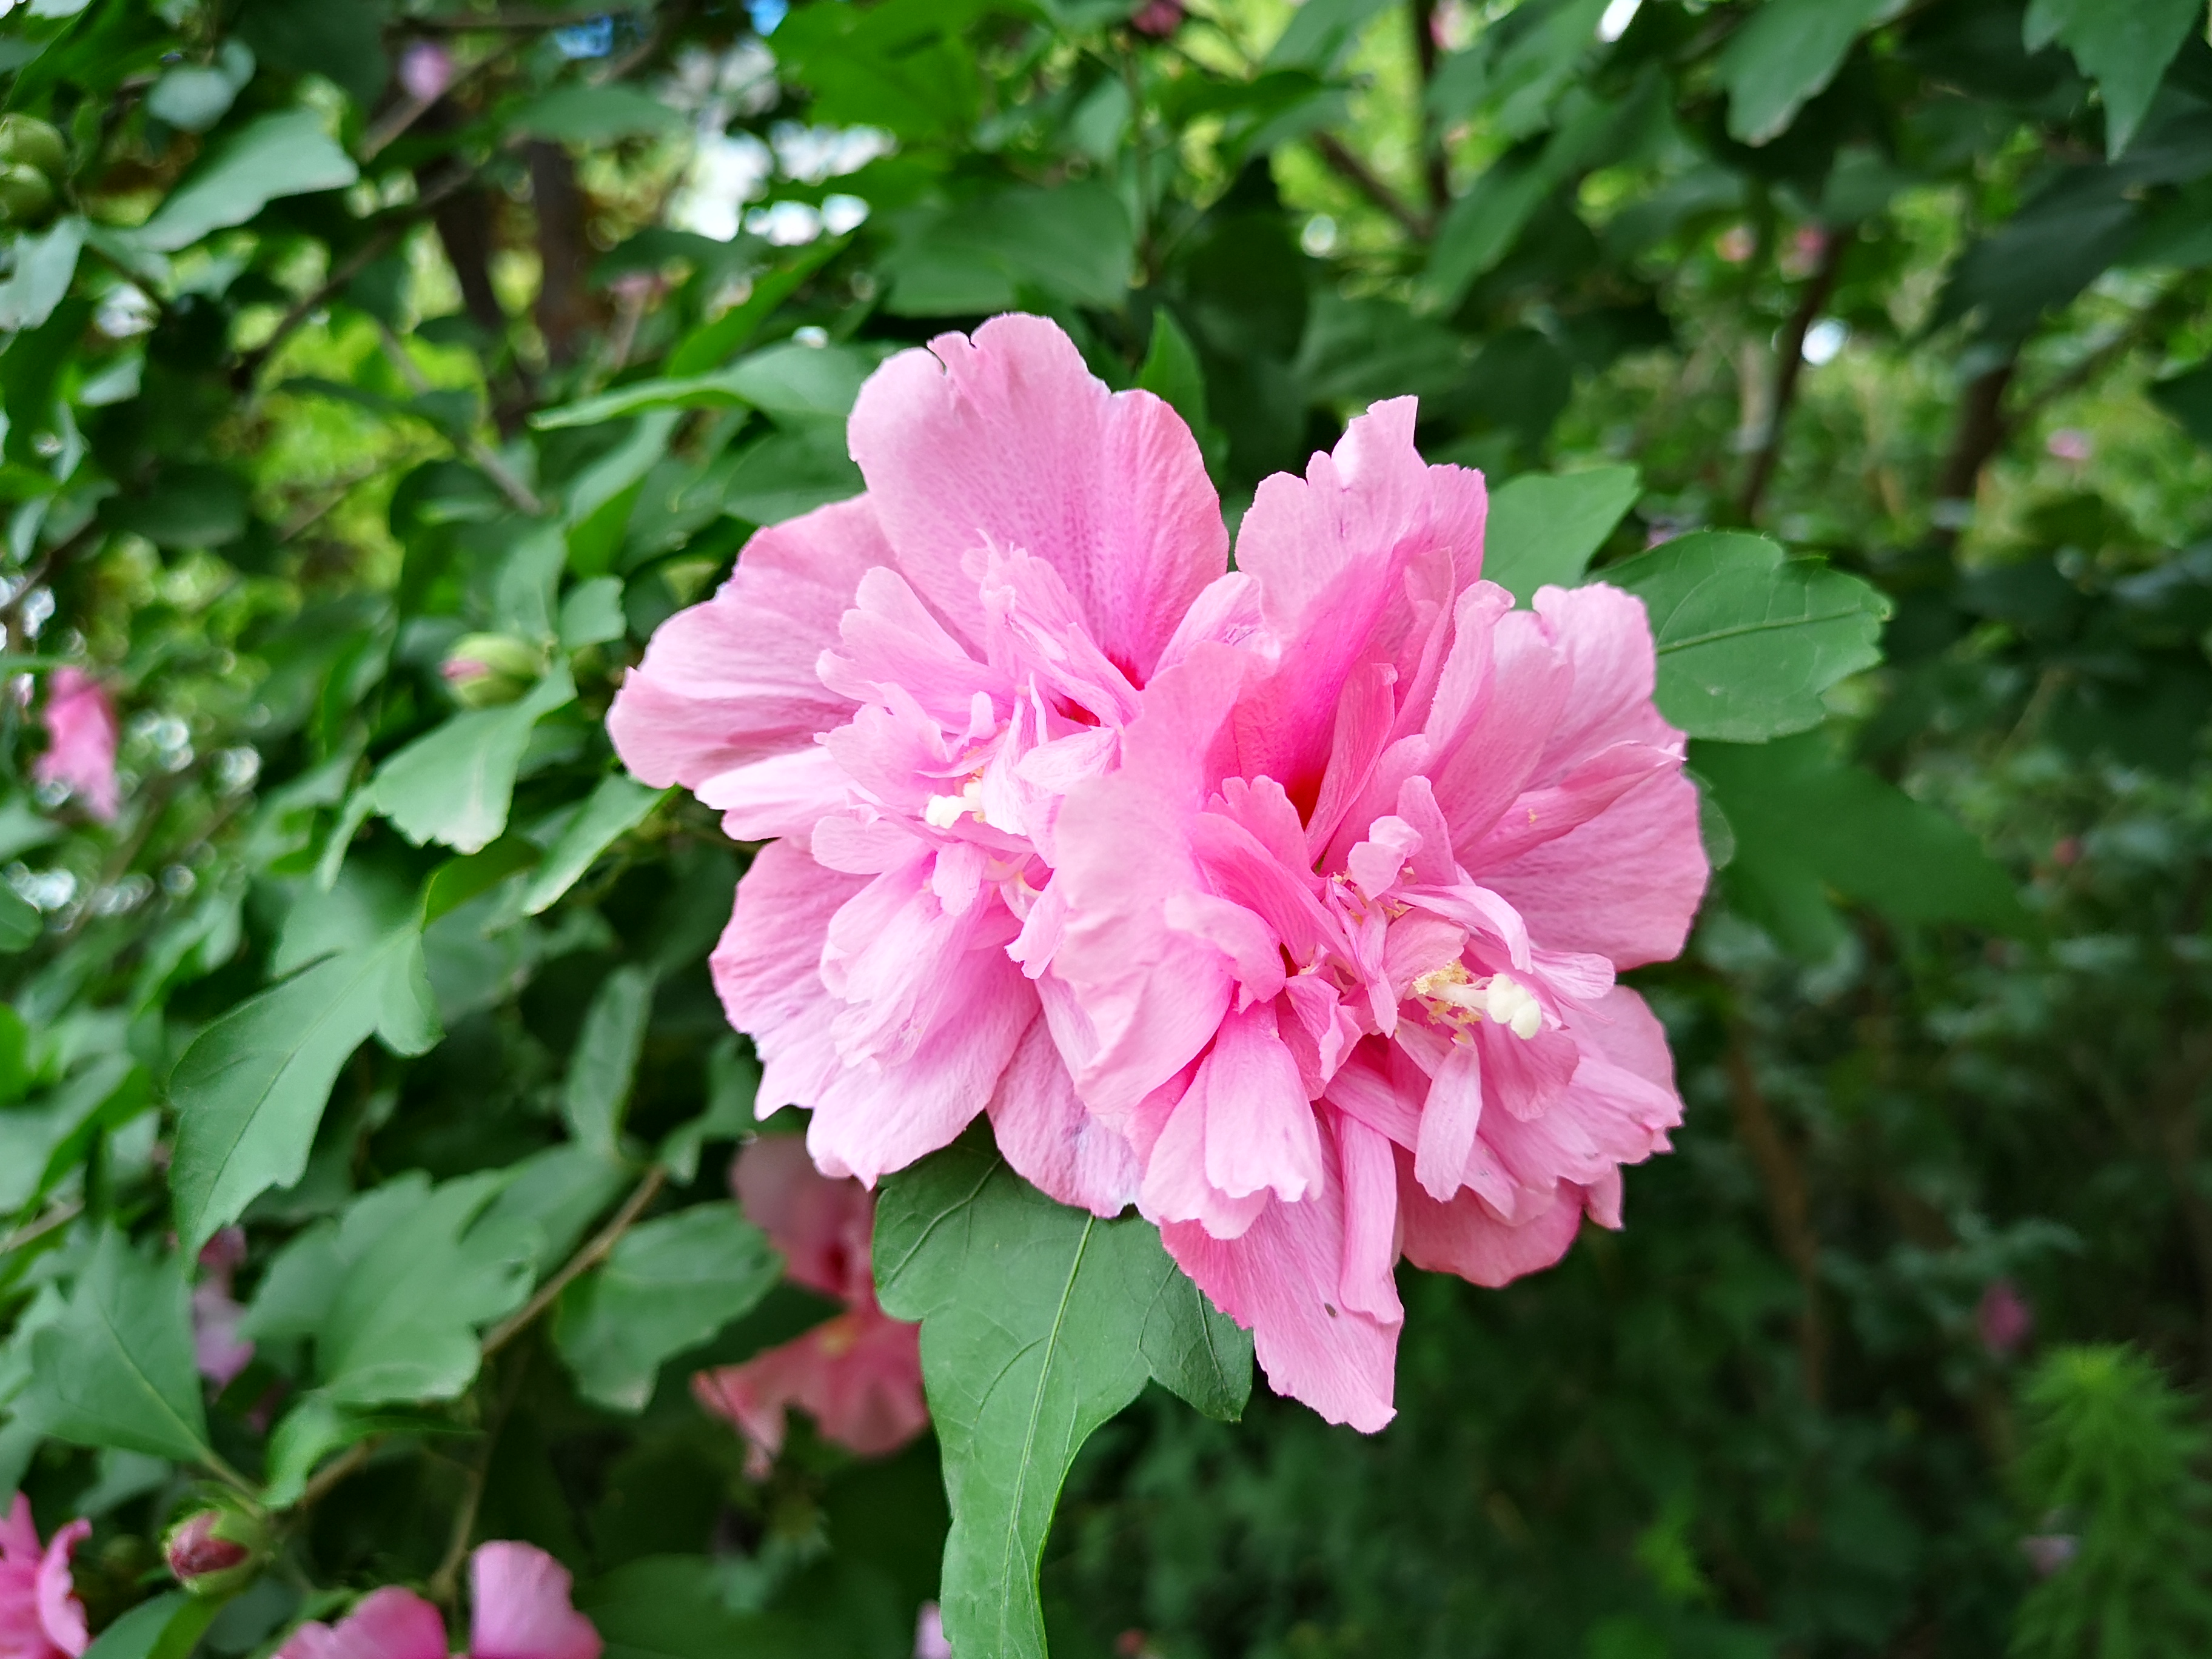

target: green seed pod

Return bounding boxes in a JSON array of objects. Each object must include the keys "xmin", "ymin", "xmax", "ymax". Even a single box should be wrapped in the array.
[
  {"xmin": 0, "ymin": 114, "xmax": 65, "ymax": 178},
  {"xmin": 441, "ymin": 632, "xmax": 545, "ymax": 708},
  {"xmin": 0, "ymin": 163, "xmax": 55, "ymax": 227}
]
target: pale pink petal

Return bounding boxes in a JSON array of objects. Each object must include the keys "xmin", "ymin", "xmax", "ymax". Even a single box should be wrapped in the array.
[
  {"xmin": 1335, "ymin": 1113, "xmax": 1403, "ymax": 1324},
  {"xmin": 0, "ymin": 1495, "xmax": 53, "ymax": 1659},
  {"xmin": 1396, "ymin": 1162, "xmax": 1584, "ymax": 1289},
  {"xmin": 1161, "ymin": 1121, "xmax": 1399, "ymax": 1433},
  {"xmin": 469, "ymin": 1542, "xmax": 602, "ymax": 1659},
  {"xmin": 35, "ymin": 669, "xmax": 119, "ymax": 823},
  {"xmin": 846, "ymin": 313, "xmax": 1227, "ymax": 681},
  {"xmin": 710, "ymin": 841, "xmax": 865, "ymax": 1117},
  {"xmin": 608, "ymin": 497, "xmax": 887, "ymax": 794},
  {"xmin": 32, "ymin": 1521, "xmax": 85, "ymax": 1658},
  {"xmin": 192, "ymin": 1279, "xmax": 255, "ymax": 1389},
  {"xmin": 1529, "ymin": 583, "xmax": 1681, "ymax": 771},
  {"xmin": 694, "ymin": 1307, "xmax": 927, "ymax": 1470},
  {"xmin": 987, "ymin": 1014, "xmax": 1141, "ymax": 1218},
  {"xmin": 1414, "ymin": 1042, "xmax": 1482, "ymax": 1201},
  {"xmin": 1196, "ymin": 1002, "xmax": 1322, "ymax": 1205},
  {"xmin": 278, "ymin": 1588, "xmax": 449, "ymax": 1659}
]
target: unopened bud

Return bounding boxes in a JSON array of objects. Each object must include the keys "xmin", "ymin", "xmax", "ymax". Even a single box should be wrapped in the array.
[
  {"xmin": 163, "ymin": 1504, "xmax": 268, "ymax": 1598},
  {"xmin": 441, "ymin": 634, "xmax": 543, "ymax": 708},
  {"xmin": 0, "ymin": 163, "xmax": 55, "ymax": 227},
  {"xmin": 0, "ymin": 115, "xmax": 65, "ymax": 179}
]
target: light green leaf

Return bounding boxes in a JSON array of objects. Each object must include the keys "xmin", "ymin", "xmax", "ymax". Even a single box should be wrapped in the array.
[
  {"xmin": 1720, "ymin": 0, "xmax": 1903, "ymax": 146},
  {"xmin": 22, "ymin": 1230, "xmax": 212, "ymax": 1466},
  {"xmin": 315, "ymin": 1173, "xmax": 537, "ymax": 1406},
  {"xmin": 1605, "ymin": 531, "xmax": 1891, "ymax": 742},
  {"xmin": 660, "ymin": 1035, "xmax": 759, "ymax": 1184},
  {"xmin": 421, "ymin": 837, "xmax": 539, "ymax": 925},
  {"xmin": 875, "ymin": 1142, "xmax": 1252, "ymax": 1659},
  {"xmin": 720, "ymin": 424, "xmax": 863, "ymax": 527},
  {"xmin": 578, "ymin": 1558, "xmax": 813, "ymax": 1659},
  {"xmin": 0, "ymin": 216, "xmax": 84, "ymax": 333},
  {"xmin": 135, "ymin": 109, "xmax": 359, "ymax": 253},
  {"xmin": 261, "ymin": 1394, "xmax": 381, "ymax": 1509},
  {"xmin": 144, "ymin": 40, "xmax": 255, "ymax": 133},
  {"xmin": 883, "ymin": 181, "xmax": 1134, "ymax": 316},
  {"xmin": 1695, "ymin": 732, "xmax": 2027, "ymax": 957},
  {"xmin": 0, "ymin": 883, "xmax": 38, "ymax": 953},
  {"xmin": 82, "ymin": 1591, "xmax": 223, "ymax": 1659},
  {"xmin": 1264, "ymin": 0, "xmax": 1396, "ymax": 73},
  {"xmin": 370, "ymin": 662, "xmax": 576, "ymax": 854},
  {"xmin": 535, "ymin": 341, "xmax": 884, "ymax": 432},
  {"xmin": 478, "ymin": 1143, "xmax": 630, "ymax": 1278},
  {"xmin": 559, "ymin": 577, "xmax": 628, "ymax": 649},
  {"xmin": 563, "ymin": 965, "xmax": 655, "ymax": 1159},
  {"xmin": 170, "ymin": 923, "xmax": 438, "ymax": 1251},
  {"xmin": 2026, "ymin": 0, "xmax": 2204, "ymax": 156},
  {"xmin": 521, "ymin": 775, "xmax": 665, "ymax": 916},
  {"xmin": 555, "ymin": 1206, "xmax": 781, "ymax": 1412},
  {"xmin": 509, "ymin": 84, "xmax": 683, "ymax": 143},
  {"xmin": 1483, "ymin": 464, "xmax": 1641, "ymax": 603}
]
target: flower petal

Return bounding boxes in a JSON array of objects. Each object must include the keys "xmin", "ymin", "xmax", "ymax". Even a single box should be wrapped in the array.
[
  {"xmin": 278, "ymin": 1588, "xmax": 449, "ymax": 1659},
  {"xmin": 469, "ymin": 1541, "xmax": 602, "ymax": 1659}
]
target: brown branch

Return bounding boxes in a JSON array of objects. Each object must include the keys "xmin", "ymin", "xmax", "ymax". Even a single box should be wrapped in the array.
[
  {"xmin": 528, "ymin": 141, "xmax": 599, "ymax": 368},
  {"xmin": 1406, "ymin": 0, "xmax": 1450, "ymax": 209},
  {"xmin": 1311, "ymin": 132, "xmax": 1434, "ymax": 241},
  {"xmin": 1927, "ymin": 357, "xmax": 2016, "ymax": 554},
  {"xmin": 1726, "ymin": 1027, "xmax": 1826, "ymax": 1407},
  {"xmin": 480, "ymin": 1165, "xmax": 665, "ymax": 1358},
  {"xmin": 1738, "ymin": 224, "xmax": 1846, "ymax": 524}
]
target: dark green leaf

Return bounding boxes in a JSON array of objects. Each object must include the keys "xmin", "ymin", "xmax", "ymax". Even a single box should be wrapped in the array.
[
  {"xmin": 369, "ymin": 663, "xmax": 577, "ymax": 854},
  {"xmin": 1606, "ymin": 531, "xmax": 1891, "ymax": 742},
  {"xmin": 82, "ymin": 1591, "xmax": 222, "ymax": 1659},
  {"xmin": 579, "ymin": 1558, "xmax": 814, "ymax": 1659},
  {"xmin": 1720, "ymin": 0, "xmax": 1902, "ymax": 146},
  {"xmin": 2026, "ymin": 0, "xmax": 2204, "ymax": 156},
  {"xmin": 563, "ymin": 965, "xmax": 655, "ymax": 1159},
  {"xmin": 22, "ymin": 1229, "xmax": 212, "ymax": 1465},
  {"xmin": 509, "ymin": 85, "xmax": 683, "ymax": 143},
  {"xmin": 875, "ymin": 1143, "xmax": 1251, "ymax": 1659},
  {"xmin": 133, "ymin": 109, "xmax": 358, "ymax": 253},
  {"xmin": 0, "ymin": 215, "xmax": 83, "ymax": 332},
  {"xmin": 555, "ymin": 1206, "xmax": 782, "ymax": 1412},
  {"xmin": 1483, "ymin": 464, "xmax": 1641, "ymax": 603},
  {"xmin": 0, "ymin": 882, "xmax": 40, "ymax": 952},
  {"xmin": 521, "ymin": 775, "xmax": 666, "ymax": 916}
]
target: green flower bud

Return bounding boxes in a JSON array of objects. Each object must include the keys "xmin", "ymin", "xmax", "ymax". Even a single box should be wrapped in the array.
[
  {"xmin": 163, "ymin": 1501, "xmax": 270, "ymax": 1598},
  {"xmin": 441, "ymin": 632, "xmax": 544, "ymax": 708},
  {"xmin": 0, "ymin": 164, "xmax": 55, "ymax": 227},
  {"xmin": 0, "ymin": 115, "xmax": 65, "ymax": 179}
]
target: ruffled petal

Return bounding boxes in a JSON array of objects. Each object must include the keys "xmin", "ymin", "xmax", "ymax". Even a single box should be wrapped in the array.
[
  {"xmin": 277, "ymin": 1588, "xmax": 449, "ymax": 1659},
  {"xmin": 987, "ymin": 1013, "xmax": 1141, "ymax": 1218},
  {"xmin": 469, "ymin": 1542, "xmax": 602, "ymax": 1659}
]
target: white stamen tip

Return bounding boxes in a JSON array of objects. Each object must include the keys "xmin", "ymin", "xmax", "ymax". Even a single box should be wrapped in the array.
[
  {"xmin": 923, "ymin": 794, "xmax": 968, "ymax": 830},
  {"xmin": 1486, "ymin": 974, "xmax": 1544, "ymax": 1040}
]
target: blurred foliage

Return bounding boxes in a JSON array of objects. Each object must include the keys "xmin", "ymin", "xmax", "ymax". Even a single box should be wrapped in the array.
[{"xmin": 2, "ymin": 0, "xmax": 2212, "ymax": 1654}]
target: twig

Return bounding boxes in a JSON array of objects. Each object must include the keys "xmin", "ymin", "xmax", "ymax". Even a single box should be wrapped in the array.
[
  {"xmin": 1738, "ymin": 225, "xmax": 1846, "ymax": 524},
  {"xmin": 427, "ymin": 1350, "xmax": 531, "ymax": 1606},
  {"xmin": 1406, "ymin": 0, "xmax": 1449, "ymax": 210},
  {"xmin": 1310, "ymin": 132, "xmax": 1434, "ymax": 241},
  {"xmin": 0, "ymin": 1198, "xmax": 81, "ymax": 1254},
  {"xmin": 480, "ymin": 1165, "xmax": 665, "ymax": 1358},
  {"xmin": 295, "ymin": 1439, "xmax": 377, "ymax": 1512},
  {"xmin": 1725, "ymin": 1024, "xmax": 1826, "ymax": 1407},
  {"xmin": 1928, "ymin": 357, "xmax": 2016, "ymax": 554},
  {"xmin": 374, "ymin": 322, "xmax": 546, "ymax": 514}
]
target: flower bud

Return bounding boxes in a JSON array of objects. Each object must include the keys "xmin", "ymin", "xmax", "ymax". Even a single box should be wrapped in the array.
[
  {"xmin": 440, "ymin": 634, "xmax": 543, "ymax": 708},
  {"xmin": 1129, "ymin": 0, "xmax": 1182, "ymax": 34},
  {"xmin": 0, "ymin": 115, "xmax": 65, "ymax": 179},
  {"xmin": 398, "ymin": 41, "xmax": 455, "ymax": 104},
  {"xmin": 0, "ymin": 164, "xmax": 55, "ymax": 227},
  {"xmin": 163, "ymin": 1504, "xmax": 269, "ymax": 1598}
]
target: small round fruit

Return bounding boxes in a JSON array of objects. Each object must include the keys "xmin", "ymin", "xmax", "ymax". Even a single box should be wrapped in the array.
[
  {"xmin": 0, "ymin": 114, "xmax": 65, "ymax": 178},
  {"xmin": 0, "ymin": 163, "xmax": 55, "ymax": 226}
]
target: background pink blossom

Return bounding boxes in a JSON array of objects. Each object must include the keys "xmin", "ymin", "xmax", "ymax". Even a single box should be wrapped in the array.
[
  {"xmin": 277, "ymin": 1541, "xmax": 598, "ymax": 1659},
  {"xmin": 33, "ymin": 669, "xmax": 118, "ymax": 823},
  {"xmin": 0, "ymin": 1493, "xmax": 88, "ymax": 1659}
]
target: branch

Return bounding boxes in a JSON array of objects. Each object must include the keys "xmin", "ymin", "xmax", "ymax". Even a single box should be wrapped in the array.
[
  {"xmin": 1406, "ymin": 0, "xmax": 1449, "ymax": 210},
  {"xmin": 1927, "ymin": 356, "xmax": 2016, "ymax": 555},
  {"xmin": 374, "ymin": 322, "xmax": 546, "ymax": 515},
  {"xmin": 1311, "ymin": 132, "xmax": 1434, "ymax": 241},
  {"xmin": 1726, "ymin": 1025, "xmax": 1826, "ymax": 1407},
  {"xmin": 1738, "ymin": 224, "xmax": 1846, "ymax": 524},
  {"xmin": 480, "ymin": 1165, "xmax": 665, "ymax": 1358}
]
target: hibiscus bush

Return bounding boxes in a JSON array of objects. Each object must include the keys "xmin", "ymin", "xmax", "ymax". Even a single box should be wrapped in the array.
[{"xmin": 4, "ymin": 0, "xmax": 2212, "ymax": 1655}]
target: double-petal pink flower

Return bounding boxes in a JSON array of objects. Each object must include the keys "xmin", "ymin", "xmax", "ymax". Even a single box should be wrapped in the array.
[
  {"xmin": 692, "ymin": 1136, "xmax": 927, "ymax": 1473},
  {"xmin": 0, "ymin": 1494, "xmax": 88, "ymax": 1659},
  {"xmin": 611, "ymin": 315, "xmax": 1708, "ymax": 1430},
  {"xmin": 277, "ymin": 1541, "xmax": 598, "ymax": 1659}
]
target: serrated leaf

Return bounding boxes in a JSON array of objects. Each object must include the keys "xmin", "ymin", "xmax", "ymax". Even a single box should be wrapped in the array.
[
  {"xmin": 1483, "ymin": 464, "xmax": 1641, "ymax": 603},
  {"xmin": 660, "ymin": 1035, "xmax": 759, "ymax": 1184},
  {"xmin": 555, "ymin": 1206, "xmax": 781, "ymax": 1412},
  {"xmin": 563, "ymin": 964, "xmax": 655, "ymax": 1159},
  {"xmin": 1720, "ymin": 0, "xmax": 1903, "ymax": 146},
  {"xmin": 22, "ymin": 1230, "xmax": 212, "ymax": 1466},
  {"xmin": 523, "ymin": 776, "xmax": 665, "ymax": 916},
  {"xmin": 135, "ymin": 109, "xmax": 358, "ymax": 253},
  {"xmin": 1694, "ymin": 732, "xmax": 2027, "ymax": 957},
  {"xmin": 170, "ymin": 923, "xmax": 438, "ymax": 1251},
  {"xmin": 875, "ymin": 1142, "xmax": 1252, "ymax": 1659},
  {"xmin": 1606, "ymin": 531, "xmax": 1890, "ymax": 742},
  {"xmin": 369, "ymin": 663, "xmax": 576, "ymax": 854},
  {"xmin": 0, "ymin": 216, "xmax": 84, "ymax": 333},
  {"xmin": 578, "ymin": 1558, "xmax": 814, "ymax": 1659},
  {"xmin": 2025, "ymin": 0, "xmax": 2204, "ymax": 156},
  {"xmin": 82, "ymin": 1590, "xmax": 222, "ymax": 1659}
]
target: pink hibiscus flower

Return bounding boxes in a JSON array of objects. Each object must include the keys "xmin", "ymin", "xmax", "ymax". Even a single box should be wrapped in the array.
[
  {"xmin": 609, "ymin": 314, "xmax": 1252, "ymax": 1212},
  {"xmin": 692, "ymin": 1136, "xmax": 927, "ymax": 1475},
  {"xmin": 33, "ymin": 669, "xmax": 118, "ymax": 823},
  {"xmin": 0, "ymin": 1493, "xmax": 89, "ymax": 1659},
  {"xmin": 277, "ymin": 1541, "xmax": 598, "ymax": 1659},
  {"xmin": 1043, "ymin": 401, "xmax": 1708, "ymax": 1430}
]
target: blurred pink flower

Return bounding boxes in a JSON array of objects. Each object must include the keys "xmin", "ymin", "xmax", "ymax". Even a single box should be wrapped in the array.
[
  {"xmin": 398, "ymin": 41, "xmax": 455, "ymax": 103},
  {"xmin": 914, "ymin": 1603, "xmax": 951, "ymax": 1659},
  {"xmin": 33, "ymin": 669, "xmax": 118, "ymax": 823},
  {"xmin": 192, "ymin": 1226, "xmax": 254, "ymax": 1390},
  {"xmin": 1130, "ymin": 0, "xmax": 1182, "ymax": 35},
  {"xmin": 1978, "ymin": 1278, "xmax": 2034, "ymax": 1357},
  {"xmin": 277, "ymin": 1542, "xmax": 598, "ymax": 1659},
  {"xmin": 2046, "ymin": 428, "xmax": 2092, "ymax": 464},
  {"xmin": 609, "ymin": 314, "xmax": 1242, "ymax": 1213},
  {"xmin": 1045, "ymin": 401, "xmax": 1707, "ymax": 1430},
  {"xmin": 692, "ymin": 1138, "xmax": 927, "ymax": 1475},
  {"xmin": 0, "ymin": 1493, "xmax": 89, "ymax": 1659}
]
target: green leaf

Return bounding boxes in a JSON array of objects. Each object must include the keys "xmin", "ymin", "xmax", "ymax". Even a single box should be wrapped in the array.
[
  {"xmin": 2025, "ymin": 0, "xmax": 2204, "ymax": 156},
  {"xmin": 660, "ymin": 1035, "xmax": 759, "ymax": 1184},
  {"xmin": 875, "ymin": 1142, "xmax": 1252, "ymax": 1659},
  {"xmin": 2152, "ymin": 363, "xmax": 2212, "ymax": 449},
  {"xmin": 82, "ymin": 1591, "xmax": 223, "ymax": 1659},
  {"xmin": 8, "ymin": 1056, "xmax": 150, "ymax": 1220},
  {"xmin": 555, "ymin": 1206, "xmax": 781, "ymax": 1412},
  {"xmin": 522, "ymin": 775, "xmax": 666, "ymax": 916},
  {"xmin": 1424, "ymin": 95, "xmax": 1615, "ymax": 307},
  {"xmin": 563, "ymin": 965, "xmax": 655, "ymax": 1159},
  {"xmin": 1265, "ymin": 0, "xmax": 1396, "ymax": 73},
  {"xmin": 422, "ymin": 837, "xmax": 540, "ymax": 925},
  {"xmin": 578, "ymin": 1558, "xmax": 814, "ymax": 1659},
  {"xmin": 1720, "ymin": 0, "xmax": 1903, "ymax": 146},
  {"xmin": 0, "ymin": 215, "xmax": 84, "ymax": 333},
  {"xmin": 1605, "ymin": 531, "xmax": 1891, "ymax": 742},
  {"xmin": 170, "ymin": 923, "xmax": 438, "ymax": 1252},
  {"xmin": 1137, "ymin": 309, "xmax": 1224, "ymax": 472},
  {"xmin": 369, "ymin": 662, "xmax": 577, "ymax": 854},
  {"xmin": 261, "ymin": 1394, "xmax": 369, "ymax": 1509},
  {"xmin": 883, "ymin": 181, "xmax": 1134, "ymax": 316},
  {"xmin": 0, "ymin": 884, "xmax": 36, "ymax": 953},
  {"xmin": 559, "ymin": 577, "xmax": 628, "ymax": 649},
  {"xmin": 144, "ymin": 39, "xmax": 255, "ymax": 133},
  {"xmin": 22, "ymin": 1229, "xmax": 212, "ymax": 1466},
  {"xmin": 134, "ymin": 109, "xmax": 359, "ymax": 253},
  {"xmin": 509, "ymin": 84, "xmax": 683, "ymax": 143},
  {"xmin": 478, "ymin": 1142, "xmax": 631, "ymax": 1278},
  {"xmin": 1695, "ymin": 732, "xmax": 2028, "ymax": 957},
  {"xmin": 1483, "ymin": 464, "xmax": 1641, "ymax": 603},
  {"xmin": 720, "ymin": 424, "xmax": 865, "ymax": 528}
]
